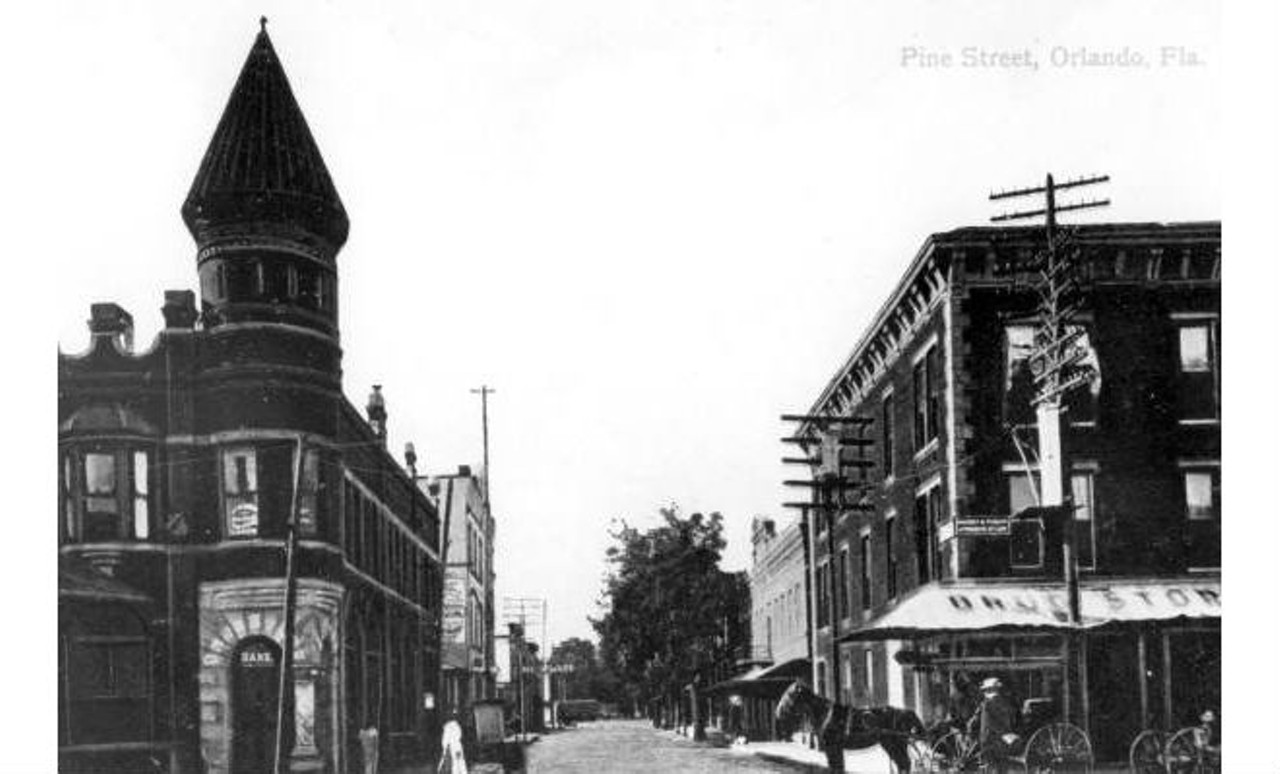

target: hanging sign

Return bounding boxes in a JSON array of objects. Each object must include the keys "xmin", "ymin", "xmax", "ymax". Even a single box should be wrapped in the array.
[{"xmin": 955, "ymin": 516, "xmax": 1012, "ymax": 537}]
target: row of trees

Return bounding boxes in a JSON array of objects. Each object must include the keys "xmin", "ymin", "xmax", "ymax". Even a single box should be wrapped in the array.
[{"xmin": 589, "ymin": 506, "xmax": 749, "ymax": 718}]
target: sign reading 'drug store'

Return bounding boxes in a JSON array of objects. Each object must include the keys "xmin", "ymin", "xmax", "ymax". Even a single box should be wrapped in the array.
[{"xmin": 842, "ymin": 579, "xmax": 1221, "ymax": 640}]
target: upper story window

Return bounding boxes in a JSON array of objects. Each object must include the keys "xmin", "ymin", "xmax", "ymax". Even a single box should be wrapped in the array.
[
  {"xmin": 914, "ymin": 482, "xmax": 944, "ymax": 582},
  {"xmin": 881, "ymin": 392, "xmax": 895, "ymax": 479},
  {"xmin": 1177, "ymin": 320, "xmax": 1219, "ymax": 421},
  {"xmin": 1184, "ymin": 469, "xmax": 1220, "ymax": 521},
  {"xmin": 222, "ymin": 447, "xmax": 259, "ymax": 538},
  {"xmin": 63, "ymin": 447, "xmax": 152, "ymax": 543},
  {"xmin": 859, "ymin": 529, "xmax": 872, "ymax": 611},
  {"xmin": 1006, "ymin": 324, "xmax": 1100, "ymax": 426},
  {"xmin": 1182, "ymin": 464, "xmax": 1220, "ymax": 570},
  {"xmin": 298, "ymin": 448, "xmax": 320, "ymax": 537},
  {"xmin": 815, "ymin": 562, "xmax": 830, "ymax": 629},
  {"xmin": 913, "ymin": 343, "xmax": 940, "ymax": 451},
  {"xmin": 1004, "ymin": 465, "xmax": 1097, "ymax": 570},
  {"xmin": 885, "ymin": 513, "xmax": 898, "ymax": 601},
  {"xmin": 1070, "ymin": 471, "xmax": 1097, "ymax": 571},
  {"xmin": 837, "ymin": 546, "xmax": 851, "ymax": 620}
]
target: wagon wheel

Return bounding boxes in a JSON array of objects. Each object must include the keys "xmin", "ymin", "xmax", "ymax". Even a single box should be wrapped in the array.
[
  {"xmin": 1127, "ymin": 729, "xmax": 1165, "ymax": 774},
  {"xmin": 1165, "ymin": 726, "xmax": 1219, "ymax": 774},
  {"xmin": 1023, "ymin": 722, "xmax": 1093, "ymax": 773},
  {"xmin": 929, "ymin": 729, "xmax": 982, "ymax": 772}
]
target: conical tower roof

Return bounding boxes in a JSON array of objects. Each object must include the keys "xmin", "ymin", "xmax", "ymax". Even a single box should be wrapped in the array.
[{"xmin": 182, "ymin": 21, "xmax": 349, "ymax": 255}]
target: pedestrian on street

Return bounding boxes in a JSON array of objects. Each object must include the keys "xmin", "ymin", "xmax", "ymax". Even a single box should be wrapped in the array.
[
  {"xmin": 968, "ymin": 677, "xmax": 1018, "ymax": 774},
  {"xmin": 439, "ymin": 711, "xmax": 469, "ymax": 774}
]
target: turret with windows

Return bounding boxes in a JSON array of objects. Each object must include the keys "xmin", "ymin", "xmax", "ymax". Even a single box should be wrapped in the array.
[{"xmin": 181, "ymin": 20, "xmax": 348, "ymax": 340}]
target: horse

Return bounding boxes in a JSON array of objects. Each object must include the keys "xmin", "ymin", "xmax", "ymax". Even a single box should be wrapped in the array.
[{"xmin": 775, "ymin": 680, "xmax": 926, "ymax": 773}]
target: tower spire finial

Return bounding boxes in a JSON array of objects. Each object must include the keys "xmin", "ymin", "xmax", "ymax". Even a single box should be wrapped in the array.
[{"xmin": 260, "ymin": 16, "xmax": 268, "ymax": 33}]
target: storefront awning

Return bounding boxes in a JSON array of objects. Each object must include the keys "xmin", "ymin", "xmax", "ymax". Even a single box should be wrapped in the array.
[
  {"xmin": 839, "ymin": 578, "xmax": 1220, "ymax": 642},
  {"xmin": 704, "ymin": 658, "xmax": 811, "ymax": 697}
]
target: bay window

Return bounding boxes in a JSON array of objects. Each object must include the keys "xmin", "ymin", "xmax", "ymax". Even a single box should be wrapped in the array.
[{"xmin": 62, "ymin": 447, "xmax": 153, "ymax": 542}]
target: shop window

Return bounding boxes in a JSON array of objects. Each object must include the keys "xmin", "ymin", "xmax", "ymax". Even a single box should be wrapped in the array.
[
  {"xmin": 297, "ymin": 448, "xmax": 320, "ymax": 536},
  {"xmin": 1177, "ymin": 321, "xmax": 1219, "ymax": 420},
  {"xmin": 913, "ymin": 344, "xmax": 940, "ymax": 451},
  {"xmin": 66, "ymin": 638, "xmax": 150, "ymax": 743},
  {"xmin": 881, "ymin": 393, "xmax": 895, "ymax": 479},
  {"xmin": 71, "ymin": 448, "xmax": 152, "ymax": 542},
  {"xmin": 223, "ymin": 447, "xmax": 259, "ymax": 538}
]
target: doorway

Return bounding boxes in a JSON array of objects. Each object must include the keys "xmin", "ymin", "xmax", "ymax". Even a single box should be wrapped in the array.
[{"xmin": 231, "ymin": 636, "xmax": 282, "ymax": 774}]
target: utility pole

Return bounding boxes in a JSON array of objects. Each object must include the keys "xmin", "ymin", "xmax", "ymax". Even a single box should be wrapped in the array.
[
  {"xmin": 470, "ymin": 385, "xmax": 495, "ymax": 510},
  {"xmin": 990, "ymin": 172, "xmax": 1108, "ymax": 726},
  {"xmin": 782, "ymin": 414, "xmax": 875, "ymax": 774},
  {"xmin": 274, "ymin": 437, "xmax": 304, "ymax": 774}
]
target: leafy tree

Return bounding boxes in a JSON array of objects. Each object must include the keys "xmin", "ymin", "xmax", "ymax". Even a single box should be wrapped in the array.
[
  {"xmin": 548, "ymin": 637, "xmax": 623, "ymax": 705},
  {"xmin": 591, "ymin": 506, "xmax": 749, "ymax": 716}
]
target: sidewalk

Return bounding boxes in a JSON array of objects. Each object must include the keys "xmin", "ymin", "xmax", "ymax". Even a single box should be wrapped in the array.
[
  {"xmin": 378, "ymin": 734, "xmax": 540, "ymax": 774},
  {"xmin": 722, "ymin": 737, "xmax": 1131, "ymax": 773}
]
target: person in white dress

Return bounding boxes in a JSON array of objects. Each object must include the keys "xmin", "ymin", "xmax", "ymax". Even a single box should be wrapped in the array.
[{"xmin": 438, "ymin": 712, "xmax": 468, "ymax": 774}]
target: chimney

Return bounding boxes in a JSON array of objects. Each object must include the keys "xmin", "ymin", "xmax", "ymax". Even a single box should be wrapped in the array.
[
  {"xmin": 404, "ymin": 442, "xmax": 418, "ymax": 477},
  {"xmin": 162, "ymin": 290, "xmax": 199, "ymax": 330},
  {"xmin": 366, "ymin": 385, "xmax": 387, "ymax": 443},
  {"xmin": 89, "ymin": 303, "xmax": 134, "ymax": 351}
]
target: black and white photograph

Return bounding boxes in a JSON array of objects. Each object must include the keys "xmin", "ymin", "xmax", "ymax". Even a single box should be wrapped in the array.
[{"xmin": 9, "ymin": 0, "xmax": 1276, "ymax": 772}]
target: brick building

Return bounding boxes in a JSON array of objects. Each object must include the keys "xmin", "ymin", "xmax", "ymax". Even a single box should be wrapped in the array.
[
  {"xmin": 801, "ymin": 221, "xmax": 1220, "ymax": 761},
  {"xmin": 58, "ymin": 27, "xmax": 444, "ymax": 774},
  {"xmin": 431, "ymin": 465, "xmax": 497, "ymax": 715}
]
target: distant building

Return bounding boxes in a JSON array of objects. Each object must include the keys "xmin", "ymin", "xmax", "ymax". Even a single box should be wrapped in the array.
[
  {"xmin": 749, "ymin": 517, "xmax": 809, "ymax": 668},
  {"xmin": 714, "ymin": 517, "xmax": 812, "ymax": 741},
  {"xmin": 430, "ymin": 465, "xmax": 497, "ymax": 713},
  {"xmin": 58, "ymin": 26, "xmax": 444, "ymax": 774},
  {"xmin": 802, "ymin": 221, "xmax": 1220, "ymax": 761}
]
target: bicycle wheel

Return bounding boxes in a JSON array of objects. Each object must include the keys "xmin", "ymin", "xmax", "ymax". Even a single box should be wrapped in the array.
[
  {"xmin": 1127, "ymin": 729, "xmax": 1165, "ymax": 774},
  {"xmin": 930, "ymin": 729, "xmax": 983, "ymax": 773},
  {"xmin": 1023, "ymin": 722, "xmax": 1093, "ymax": 773}
]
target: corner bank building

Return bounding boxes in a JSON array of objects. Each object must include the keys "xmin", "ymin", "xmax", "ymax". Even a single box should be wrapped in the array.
[{"xmin": 58, "ymin": 27, "xmax": 444, "ymax": 774}]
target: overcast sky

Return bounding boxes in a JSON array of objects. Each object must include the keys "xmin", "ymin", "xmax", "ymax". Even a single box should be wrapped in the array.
[{"xmin": 36, "ymin": 1, "xmax": 1221, "ymax": 648}]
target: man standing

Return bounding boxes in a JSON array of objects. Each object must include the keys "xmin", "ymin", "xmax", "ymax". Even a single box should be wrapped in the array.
[{"xmin": 969, "ymin": 677, "xmax": 1018, "ymax": 774}]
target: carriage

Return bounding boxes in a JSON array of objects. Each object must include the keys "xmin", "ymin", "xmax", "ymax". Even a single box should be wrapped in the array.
[{"xmin": 923, "ymin": 696, "xmax": 1094, "ymax": 773}]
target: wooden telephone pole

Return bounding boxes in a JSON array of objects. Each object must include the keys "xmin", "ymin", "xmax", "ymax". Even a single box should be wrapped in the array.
[
  {"xmin": 781, "ymin": 414, "xmax": 875, "ymax": 774},
  {"xmin": 990, "ymin": 172, "xmax": 1109, "ymax": 725}
]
